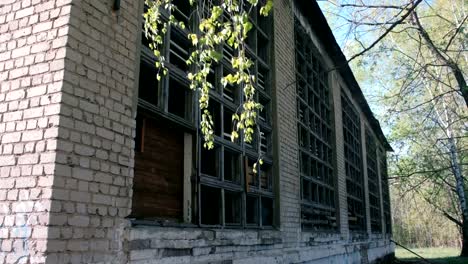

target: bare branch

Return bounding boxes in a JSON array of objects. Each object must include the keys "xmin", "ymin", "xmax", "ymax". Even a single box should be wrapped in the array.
[
  {"xmin": 444, "ymin": 14, "xmax": 468, "ymax": 52},
  {"xmin": 346, "ymin": 0, "xmax": 423, "ymax": 63},
  {"xmin": 410, "ymin": 9, "xmax": 468, "ymax": 106},
  {"xmin": 340, "ymin": 3, "xmax": 410, "ymax": 10}
]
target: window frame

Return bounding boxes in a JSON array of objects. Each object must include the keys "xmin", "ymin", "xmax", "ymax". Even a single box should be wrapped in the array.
[
  {"xmin": 135, "ymin": 1, "xmax": 275, "ymax": 229},
  {"xmin": 366, "ymin": 128, "xmax": 382, "ymax": 233},
  {"xmin": 380, "ymin": 148, "xmax": 392, "ymax": 234},
  {"xmin": 294, "ymin": 18, "xmax": 338, "ymax": 231},
  {"xmin": 341, "ymin": 92, "xmax": 367, "ymax": 232},
  {"xmin": 197, "ymin": 3, "xmax": 275, "ymax": 229}
]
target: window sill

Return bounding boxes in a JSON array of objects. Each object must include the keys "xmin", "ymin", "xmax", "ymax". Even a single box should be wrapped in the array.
[{"xmin": 127, "ymin": 223, "xmax": 283, "ymax": 249}]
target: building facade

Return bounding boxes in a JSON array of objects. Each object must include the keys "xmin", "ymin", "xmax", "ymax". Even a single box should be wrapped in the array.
[{"xmin": 0, "ymin": 0, "xmax": 393, "ymax": 263}]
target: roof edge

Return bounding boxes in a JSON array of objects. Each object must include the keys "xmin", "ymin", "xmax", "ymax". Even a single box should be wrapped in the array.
[{"xmin": 294, "ymin": 0, "xmax": 393, "ymax": 151}]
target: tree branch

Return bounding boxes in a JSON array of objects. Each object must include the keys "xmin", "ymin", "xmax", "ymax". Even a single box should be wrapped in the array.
[
  {"xmin": 346, "ymin": 0, "xmax": 423, "ymax": 63},
  {"xmin": 340, "ymin": 3, "xmax": 410, "ymax": 10},
  {"xmin": 444, "ymin": 14, "xmax": 468, "ymax": 52},
  {"xmin": 410, "ymin": 8, "xmax": 468, "ymax": 106}
]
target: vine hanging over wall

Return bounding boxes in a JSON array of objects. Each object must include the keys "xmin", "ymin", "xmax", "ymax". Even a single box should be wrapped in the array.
[{"xmin": 143, "ymin": 0, "xmax": 273, "ymax": 172}]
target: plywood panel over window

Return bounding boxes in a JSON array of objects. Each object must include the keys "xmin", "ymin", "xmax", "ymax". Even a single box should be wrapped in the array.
[
  {"xmin": 131, "ymin": 117, "xmax": 184, "ymax": 220},
  {"xmin": 294, "ymin": 18, "xmax": 337, "ymax": 231},
  {"xmin": 132, "ymin": 1, "xmax": 194, "ymax": 223},
  {"xmin": 341, "ymin": 93, "xmax": 366, "ymax": 232}
]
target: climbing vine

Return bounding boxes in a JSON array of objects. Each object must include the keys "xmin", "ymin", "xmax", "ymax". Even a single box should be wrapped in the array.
[{"xmin": 144, "ymin": 0, "xmax": 273, "ymax": 172}]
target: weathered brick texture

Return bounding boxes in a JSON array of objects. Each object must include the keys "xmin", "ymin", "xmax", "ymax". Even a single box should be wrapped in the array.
[
  {"xmin": 41, "ymin": 0, "xmax": 141, "ymax": 263},
  {"xmin": 273, "ymin": 0, "xmax": 301, "ymax": 243},
  {"xmin": 0, "ymin": 0, "xmax": 72, "ymax": 262},
  {"xmin": 0, "ymin": 0, "xmax": 394, "ymax": 263}
]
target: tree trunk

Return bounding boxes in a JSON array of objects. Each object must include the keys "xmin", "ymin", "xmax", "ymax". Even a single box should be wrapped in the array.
[
  {"xmin": 447, "ymin": 136, "xmax": 468, "ymax": 257},
  {"xmin": 410, "ymin": 8, "xmax": 468, "ymax": 106},
  {"xmin": 461, "ymin": 222, "xmax": 468, "ymax": 257}
]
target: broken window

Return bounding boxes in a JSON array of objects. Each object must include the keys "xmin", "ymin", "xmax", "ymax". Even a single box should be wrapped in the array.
[
  {"xmin": 246, "ymin": 195, "xmax": 259, "ymax": 225},
  {"xmin": 295, "ymin": 18, "xmax": 337, "ymax": 231},
  {"xmin": 168, "ymin": 77, "xmax": 190, "ymax": 119},
  {"xmin": 201, "ymin": 185, "xmax": 222, "ymax": 225},
  {"xmin": 134, "ymin": 0, "xmax": 273, "ymax": 228},
  {"xmin": 132, "ymin": 0, "xmax": 196, "ymax": 224},
  {"xmin": 380, "ymin": 149, "xmax": 392, "ymax": 234},
  {"xmin": 341, "ymin": 93, "xmax": 366, "ymax": 232},
  {"xmin": 225, "ymin": 190, "xmax": 242, "ymax": 226},
  {"xmin": 197, "ymin": 3, "xmax": 274, "ymax": 228},
  {"xmin": 366, "ymin": 129, "xmax": 381, "ymax": 233}
]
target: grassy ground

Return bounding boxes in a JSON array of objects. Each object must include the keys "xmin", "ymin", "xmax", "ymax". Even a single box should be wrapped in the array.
[{"xmin": 396, "ymin": 247, "xmax": 468, "ymax": 264}]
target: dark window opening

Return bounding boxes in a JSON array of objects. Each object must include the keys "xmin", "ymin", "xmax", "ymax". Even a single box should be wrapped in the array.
[
  {"xmin": 224, "ymin": 149, "xmax": 240, "ymax": 183},
  {"xmin": 260, "ymin": 131, "xmax": 269, "ymax": 155},
  {"xmin": 246, "ymin": 195, "xmax": 259, "ymax": 225},
  {"xmin": 246, "ymin": 157, "xmax": 258, "ymax": 188},
  {"xmin": 225, "ymin": 191, "xmax": 242, "ymax": 225},
  {"xmin": 258, "ymin": 64, "xmax": 268, "ymax": 91},
  {"xmin": 172, "ymin": 0, "xmax": 191, "ymax": 25},
  {"xmin": 222, "ymin": 67, "xmax": 238, "ymax": 103},
  {"xmin": 138, "ymin": 61, "xmax": 159, "ymax": 106},
  {"xmin": 201, "ymin": 145, "xmax": 219, "ymax": 177},
  {"xmin": 169, "ymin": 29, "xmax": 190, "ymax": 72},
  {"xmin": 208, "ymin": 100, "xmax": 222, "ymax": 136},
  {"xmin": 223, "ymin": 108, "xmax": 234, "ymax": 141},
  {"xmin": 168, "ymin": 77, "xmax": 190, "ymax": 118},
  {"xmin": 260, "ymin": 164, "xmax": 272, "ymax": 191},
  {"xmin": 208, "ymin": 66, "xmax": 217, "ymax": 92},
  {"xmin": 201, "ymin": 185, "xmax": 221, "ymax": 225},
  {"xmin": 259, "ymin": 95, "xmax": 269, "ymax": 123},
  {"xmin": 246, "ymin": 26, "xmax": 256, "ymax": 51},
  {"xmin": 261, "ymin": 197, "xmax": 273, "ymax": 226},
  {"xmin": 223, "ymin": 44, "xmax": 235, "ymax": 64},
  {"xmin": 257, "ymin": 34, "xmax": 269, "ymax": 63}
]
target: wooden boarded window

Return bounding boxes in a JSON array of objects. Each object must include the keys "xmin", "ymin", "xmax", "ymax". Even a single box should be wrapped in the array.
[
  {"xmin": 380, "ymin": 149, "xmax": 392, "ymax": 234},
  {"xmin": 294, "ymin": 18, "xmax": 337, "ymax": 231},
  {"xmin": 366, "ymin": 129, "xmax": 381, "ymax": 233},
  {"xmin": 131, "ymin": 117, "xmax": 184, "ymax": 220},
  {"xmin": 341, "ymin": 93, "xmax": 366, "ymax": 231},
  {"xmin": 131, "ymin": 0, "xmax": 194, "ymax": 222}
]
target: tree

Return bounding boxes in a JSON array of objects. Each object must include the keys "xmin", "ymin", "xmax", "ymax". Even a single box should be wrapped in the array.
[
  {"xmin": 321, "ymin": 0, "xmax": 467, "ymax": 256},
  {"xmin": 143, "ymin": 0, "xmax": 272, "ymax": 171}
]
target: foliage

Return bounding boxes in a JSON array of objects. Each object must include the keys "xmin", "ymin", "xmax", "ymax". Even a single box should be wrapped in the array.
[
  {"xmin": 321, "ymin": 0, "xmax": 467, "ymax": 252},
  {"xmin": 143, "ymin": 0, "xmax": 272, "ymax": 171},
  {"xmin": 396, "ymin": 247, "xmax": 468, "ymax": 264},
  {"xmin": 392, "ymin": 187, "xmax": 461, "ymax": 248}
]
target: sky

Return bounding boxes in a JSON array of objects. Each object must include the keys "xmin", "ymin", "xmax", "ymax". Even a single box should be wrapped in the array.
[{"xmin": 317, "ymin": 1, "xmax": 392, "ymax": 136}]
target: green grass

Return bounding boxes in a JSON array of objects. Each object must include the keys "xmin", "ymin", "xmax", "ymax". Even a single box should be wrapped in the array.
[{"xmin": 396, "ymin": 247, "xmax": 468, "ymax": 264}]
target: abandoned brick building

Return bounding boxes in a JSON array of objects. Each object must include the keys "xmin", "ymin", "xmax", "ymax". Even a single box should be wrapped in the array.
[{"xmin": 0, "ymin": 0, "xmax": 394, "ymax": 263}]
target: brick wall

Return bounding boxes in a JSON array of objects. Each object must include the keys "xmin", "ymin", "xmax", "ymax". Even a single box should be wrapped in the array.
[
  {"xmin": 273, "ymin": 0, "xmax": 301, "ymax": 242},
  {"xmin": 0, "ymin": 0, "xmax": 394, "ymax": 263},
  {"xmin": 124, "ymin": 1, "xmax": 393, "ymax": 263},
  {"xmin": 0, "ymin": 0, "xmax": 72, "ymax": 263},
  {"xmin": 41, "ymin": 0, "xmax": 141, "ymax": 263}
]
